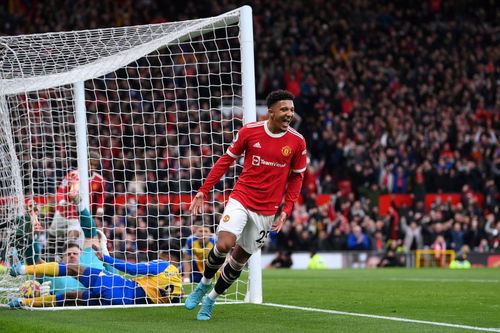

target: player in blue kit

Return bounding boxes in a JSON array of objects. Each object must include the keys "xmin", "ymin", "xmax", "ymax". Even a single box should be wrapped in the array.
[
  {"xmin": 9, "ymin": 244, "xmax": 182, "ymax": 307},
  {"xmin": 9, "ymin": 202, "xmax": 182, "ymax": 307},
  {"xmin": 183, "ymin": 226, "xmax": 216, "ymax": 283}
]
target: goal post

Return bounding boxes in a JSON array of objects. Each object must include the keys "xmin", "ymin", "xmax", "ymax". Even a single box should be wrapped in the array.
[
  {"xmin": 74, "ymin": 81, "xmax": 90, "ymax": 212},
  {"xmin": 239, "ymin": 6, "xmax": 262, "ymax": 305},
  {"xmin": 0, "ymin": 5, "xmax": 260, "ymax": 308}
]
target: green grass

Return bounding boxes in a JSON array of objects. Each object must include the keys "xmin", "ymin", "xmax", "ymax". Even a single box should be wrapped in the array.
[{"xmin": 1, "ymin": 268, "xmax": 499, "ymax": 333}]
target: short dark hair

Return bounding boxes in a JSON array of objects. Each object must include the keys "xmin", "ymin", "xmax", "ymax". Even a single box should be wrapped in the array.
[
  {"xmin": 63, "ymin": 241, "xmax": 81, "ymax": 252},
  {"xmin": 266, "ymin": 90, "xmax": 295, "ymax": 108}
]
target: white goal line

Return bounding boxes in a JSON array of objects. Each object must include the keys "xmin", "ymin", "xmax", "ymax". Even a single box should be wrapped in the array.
[
  {"xmin": 261, "ymin": 303, "xmax": 500, "ymax": 332},
  {"xmin": 0, "ymin": 301, "xmax": 245, "ymax": 311}
]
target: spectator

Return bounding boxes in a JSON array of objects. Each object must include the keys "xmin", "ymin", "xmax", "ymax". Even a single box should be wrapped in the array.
[
  {"xmin": 3, "ymin": 1, "xmax": 499, "ymax": 259},
  {"xmin": 347, "ymin": 225, "xmax": 370, "ymax": 251},
  {"xmin": 401, "ymin": 215, "xmax": 423, "ymax": 252}
]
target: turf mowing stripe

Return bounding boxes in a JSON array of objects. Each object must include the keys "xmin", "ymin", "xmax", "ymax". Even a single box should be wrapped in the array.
[
  {"xmin": 262, "ymin": 303, "xmax": 500, "ymax": 332},
  {"xmin": 386, "ymin": 278, "xmax": 500, "ymax": 283}
]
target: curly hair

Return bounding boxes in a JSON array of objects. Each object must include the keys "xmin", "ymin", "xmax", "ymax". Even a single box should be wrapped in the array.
[{"xmin": 266, "ymin": 89, "xmax": 295, "ymax": 108}]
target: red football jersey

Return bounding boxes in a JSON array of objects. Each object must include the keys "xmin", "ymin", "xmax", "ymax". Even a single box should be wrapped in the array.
[{"xmin": 226, "ymin": 121, "xmax": 307, "ymax": 215}]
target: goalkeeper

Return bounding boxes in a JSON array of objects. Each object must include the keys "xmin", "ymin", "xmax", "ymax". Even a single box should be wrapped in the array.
[
  {"xmin": 8, "ymin": 200, "xmax": 115, "ymax": 295},
  {"xmin": 9, "ymin": 244, "xmax": 182, "ymax": 307}
]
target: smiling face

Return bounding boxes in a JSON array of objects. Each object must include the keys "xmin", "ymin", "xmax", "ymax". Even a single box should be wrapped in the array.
[{"xmin": 267, "ymin": 99, "xmax": 294, "ymax": 133}]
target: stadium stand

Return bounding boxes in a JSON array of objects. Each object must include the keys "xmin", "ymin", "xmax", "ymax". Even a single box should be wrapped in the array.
[{"xmin": 1, "ymin": 0, "xmax": 498, "ymax": 258}]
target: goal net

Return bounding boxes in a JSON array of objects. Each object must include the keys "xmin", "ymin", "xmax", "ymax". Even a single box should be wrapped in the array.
[{"xmin": 0, "ymin": 6, "xmax": 258, "ymax": 308}]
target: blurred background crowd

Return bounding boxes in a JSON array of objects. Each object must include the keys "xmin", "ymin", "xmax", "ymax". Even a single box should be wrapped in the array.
[{"xmin": 1, "ymin": 0, "xmax": 498, "ymax": 260}]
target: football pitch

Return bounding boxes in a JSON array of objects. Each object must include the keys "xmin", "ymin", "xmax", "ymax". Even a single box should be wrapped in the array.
[{"xmin": 0, "ymin": 268, "xmax": 499, "ymax": 333}]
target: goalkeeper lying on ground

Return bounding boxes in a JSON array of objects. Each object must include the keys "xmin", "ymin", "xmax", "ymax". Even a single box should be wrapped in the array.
[
  {"xmin": 8, "ymin": 201, "xmax": 116, "ymax": 295},
  {"xmin": 9, "ymin": 244, "xmax": 182, "ymax": 307},
  {"xmin": 45, "ymin": 206, "xmax": 119, "ymax": 295}
]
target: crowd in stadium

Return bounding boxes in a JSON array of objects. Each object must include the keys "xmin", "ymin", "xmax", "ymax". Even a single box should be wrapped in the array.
[{"xmin": 1, "ymin": 0, "xmax": 499, "ymax": 259}]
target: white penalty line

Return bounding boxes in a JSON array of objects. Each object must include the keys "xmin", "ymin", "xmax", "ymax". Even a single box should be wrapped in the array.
[{"xmin": 261, "ymin": 303, "xmax": 500, "ymax": 332}]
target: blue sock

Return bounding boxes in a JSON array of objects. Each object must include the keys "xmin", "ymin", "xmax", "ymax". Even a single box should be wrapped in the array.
[{"xmin": 56, "ymin": 294, "xmax": 65, "ymax": 306}]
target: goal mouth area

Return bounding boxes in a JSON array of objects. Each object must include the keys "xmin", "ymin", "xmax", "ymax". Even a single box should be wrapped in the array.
[{"xmin": 0, "ymin": 5, "xmax": 260, "ymax": 310}]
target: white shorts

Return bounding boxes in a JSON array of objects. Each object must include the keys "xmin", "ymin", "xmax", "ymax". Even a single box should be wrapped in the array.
[
  {"xmin": 217, "ymin": 198, "xmax": 274, "ymax": 255},
  {"xmin": 48, "ymin": 210, "xmax": 84, "ymax": 246}
]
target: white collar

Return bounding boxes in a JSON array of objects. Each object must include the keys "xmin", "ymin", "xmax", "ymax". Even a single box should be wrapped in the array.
[{"xmin": 264, "ymin": 120, "xmax": 287, "ymax": 138}]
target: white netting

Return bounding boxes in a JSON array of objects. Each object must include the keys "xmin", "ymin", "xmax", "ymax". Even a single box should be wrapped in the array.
[{"xmin": 0, "ymin": 7, "xmax": 252, "ymax": 308}]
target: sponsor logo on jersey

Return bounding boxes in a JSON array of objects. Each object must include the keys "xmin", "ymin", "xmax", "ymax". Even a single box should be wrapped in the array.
[
  {"xmin": 281, "ymin": 146, "xmax": 292, "ymax": 157},
  {"xmin": 223, "ymin": 215, "xmax": 230, "ymax": 223},
  {"xmin": 252, "ymin": 155, "xmax": 261, "ymax": 166},
  {"xmin": 253, "ymin": 142, "xmax": 262, "ymax": 148},
  {"xmin": 251, "ymin": 155, "xmax": 286, "ymax": 168}
]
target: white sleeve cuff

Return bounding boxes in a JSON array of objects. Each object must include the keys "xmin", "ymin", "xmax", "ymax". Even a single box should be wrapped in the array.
[{"xmin": 227, "ymin": 149, "xmax": 239, "ymax": 158}]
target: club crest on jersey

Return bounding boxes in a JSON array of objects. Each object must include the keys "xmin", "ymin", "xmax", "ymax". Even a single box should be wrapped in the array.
[
  {"xmin": 223, "ymin": 215, "xmax": 230, "ymax": 223},
  {"xmin": 281, "ymin": 146, "xmax": 292, "ymax": 157}
]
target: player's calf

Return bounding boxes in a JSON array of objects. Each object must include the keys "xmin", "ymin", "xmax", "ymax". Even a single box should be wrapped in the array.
[
  {"xmin": 213, "ymin": 256, "xmax": 244, "ymax": 295},
  {"xmin": 203, "ymin": 245, "xmax": 227, "ymax": 279}
]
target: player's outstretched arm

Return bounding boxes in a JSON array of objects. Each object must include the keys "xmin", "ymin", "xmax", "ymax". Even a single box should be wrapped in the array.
[{"xmin": 95, "ymin": 246, "xmax": 170, "ymax": 275}]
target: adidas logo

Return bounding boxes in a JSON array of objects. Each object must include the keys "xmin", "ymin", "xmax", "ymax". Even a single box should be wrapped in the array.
[{"xmin": 253, "ymin": 142, "xmax": 262, "ymax": 148}]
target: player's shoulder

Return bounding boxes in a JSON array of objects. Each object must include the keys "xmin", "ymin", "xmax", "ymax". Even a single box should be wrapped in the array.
[
  {"xmin": 235, "ymin": 121, "xmax": 265, "ymax": 140},
  {"xmin": 165, "ymin": 263, "xmax": 179, "ymax": 274},
  {"xmin": 185, "ymin": 235, "xmax": 196, "ymax": 245},
  {"xmin": 286, "ymin": 127, "xmax": 305, "ymax": 141},
  {"xmin": 244, "ymin": 121, "xmax": 265, "ymax": 128},
  {"xmin": 242, "ymin": 121, "xmax": 266, "ymax": 131}
]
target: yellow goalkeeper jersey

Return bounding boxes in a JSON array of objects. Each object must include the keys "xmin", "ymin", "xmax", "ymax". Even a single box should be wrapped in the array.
[{"xmin": 133, "ymin": 264, "xmax": 182, "ymax": 304}]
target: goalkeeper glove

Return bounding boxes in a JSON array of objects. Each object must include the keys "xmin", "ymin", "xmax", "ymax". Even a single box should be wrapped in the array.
[{"xmin": 40, "ymin": 281, "xmax": 52, "ymax": 296}]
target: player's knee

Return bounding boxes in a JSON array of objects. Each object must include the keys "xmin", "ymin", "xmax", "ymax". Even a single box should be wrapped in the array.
[
  {"xmin": 216, "ymin": 241, "xmax": 233, "ymax": 253},
  {"xmin": 216, "ymin": 232, "xmax": 236, "ymax": 253}
]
